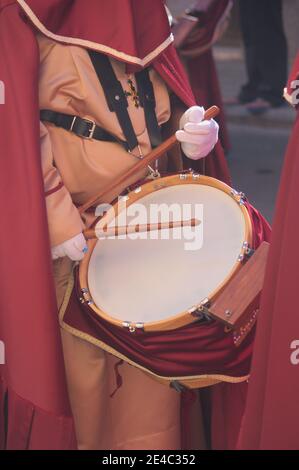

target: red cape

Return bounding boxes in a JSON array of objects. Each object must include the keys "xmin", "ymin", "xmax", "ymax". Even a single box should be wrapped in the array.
[
  {"xmin": 238, "ymin": 103, "xmax": 299, "ymax": 448},
  {"xmin": 0, "ymin": 0, "xmax": 196, "ymax": 450},
  {"xmin": 16, "ymin": 0, "xmax": 173, "ymax": 69},
  {"xmin": 0, "ymin": 0, "xmax": 76, "ymax": 449}
]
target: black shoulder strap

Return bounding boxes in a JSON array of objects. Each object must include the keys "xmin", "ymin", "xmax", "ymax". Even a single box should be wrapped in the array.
[
  {"xmin": 88, "ymin": 50, "xmax": 139, "ymax": 152},
  {"xmin": 136, "ymin": 68, "xmax": 162, "ymax": 149}
]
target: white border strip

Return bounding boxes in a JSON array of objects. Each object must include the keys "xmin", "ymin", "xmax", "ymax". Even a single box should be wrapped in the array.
[{"xmin": 17, "ymin": 0, "xmax": 174, "ymax": 66}]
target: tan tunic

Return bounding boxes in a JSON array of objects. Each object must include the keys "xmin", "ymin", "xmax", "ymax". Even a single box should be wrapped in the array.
[
  {"xmin": 38, "ymin": 34, "xmax": 171, "ymax": 247},
  {"xmin": 37, "ymin": 34, "xmax": 200, "ymax": 450}
]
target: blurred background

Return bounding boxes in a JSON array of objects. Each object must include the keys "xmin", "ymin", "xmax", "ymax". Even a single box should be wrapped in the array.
[{"xmin": 167, "ymin": 0, "xmax": 299, "ymax": 222}]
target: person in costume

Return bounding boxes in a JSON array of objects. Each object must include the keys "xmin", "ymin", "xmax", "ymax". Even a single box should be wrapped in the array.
[
  {"xmin": 237, "ymin": 54, "xmax": 299, "ymax": 450},
  {"xmin": 0, "ymin": 0, "xmax": 270, "ymax": 450},
  {"xmin": 11, "ymin": 0, "xmax": 218, "ymax": 450}
]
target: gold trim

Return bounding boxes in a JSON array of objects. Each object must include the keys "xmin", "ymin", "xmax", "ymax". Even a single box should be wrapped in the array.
[
  {"xmin": 59, "ymin": 289, "xmax": 249, "ymax": 389},
  {"xmin": 17, "ymin": 0, "xmax": 174, "ymax": 66},
  {"xmin": 59, "ymin": 268, "xmax": 76, "ymax": 323}
]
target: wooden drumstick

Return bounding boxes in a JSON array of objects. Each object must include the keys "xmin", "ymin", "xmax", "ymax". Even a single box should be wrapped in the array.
[
  {"xmin": 84, "ymin": 218, "xmax": 201, "ymax": 240},
  {"xmin": 79, "ymin": 105, "xmax": 220, "ymax": 214}
]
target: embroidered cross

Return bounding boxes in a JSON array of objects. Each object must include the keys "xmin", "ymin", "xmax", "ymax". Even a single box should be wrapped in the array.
[{"xmin": 125, "ymin": 77, "xmax": 140, "ymax": 108}]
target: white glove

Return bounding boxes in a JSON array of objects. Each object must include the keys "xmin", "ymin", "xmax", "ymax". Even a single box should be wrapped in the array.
[
  {"xmin": 176, "ymin": 106, "xmax": 219, "ymax": 160},
  {"xmin": 51, "ymin": 233, "xmax": 88, "ymax": 261}
]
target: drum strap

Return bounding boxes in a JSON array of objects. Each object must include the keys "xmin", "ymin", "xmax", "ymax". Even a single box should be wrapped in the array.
[{"xmin": 88, "ymin": 51, "xmax": 162, "ymax": 152}]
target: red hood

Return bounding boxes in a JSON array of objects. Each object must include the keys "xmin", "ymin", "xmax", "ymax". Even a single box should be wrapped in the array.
[{"xmin": 17, "ymin": 0, "xmax": 173, "ymax": 67}]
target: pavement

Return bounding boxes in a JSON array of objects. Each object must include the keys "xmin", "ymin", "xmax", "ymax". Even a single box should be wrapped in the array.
[{"xmin": 214, "ymin": 46, "xmax": 294, "ymax": 222}]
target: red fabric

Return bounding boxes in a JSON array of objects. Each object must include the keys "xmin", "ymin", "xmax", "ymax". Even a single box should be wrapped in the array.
[
  {"xmin": 238, "ymin": 109, "xmax": 299, "ymax": 450},
  {"xmin": 64, "ymin": 203, "xmax": 270, "ymax": 380},
  {"xmin": 211, "ymin": 381, "xmax": 248, "ymax": 450},
  {"xmin": 212, "ymin": 203, "xmax": 272, "ymax": 450},
  {"xmin": 154, "ymin": 45, "xmax": 196, "ymax": 109},
  {"xmin": 179, "ymin": 0, "xmax": 232, "ymax": 56},
  {"xmin": 0, "ymin": 0, "xmax": 75, "ymax": 449},
  {"xmin": 19, "ymin": 0, "xmax": 171, "ymax": 67}
]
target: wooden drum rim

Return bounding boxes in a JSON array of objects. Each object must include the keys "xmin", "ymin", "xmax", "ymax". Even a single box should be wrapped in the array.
[{"xmin": 79, "ymin": 174, "xmax": 253, "ymax": 332}]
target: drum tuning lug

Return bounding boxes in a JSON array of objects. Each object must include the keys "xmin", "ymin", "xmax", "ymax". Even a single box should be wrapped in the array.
[
  {"xmin": 80, "ymin": 287, "xmax": 92, "ymax": 304},
  {"xmin": 200, "ymin": 298, "xmax": 210, "ymax": 309},
  {"xmin": 231, "ymin": 189, "xmax": 246, "ymax": 205},
  {"xmin": 238, "ymin": 254, "xmax": 245, "ymax": 262},
  {"xmin": 134, "ymin": 186, "xmax": 142, "ymax": 194},
  {"xmin": 245, "ymin": 247, "xmax": 255, "ymax": 258},
  {"xmin": 189, "ymin": 307, "xmax": 205, "ymax": 321},
  {"xmin": 191, "ymin": 299, "xmax": 213, "ymax": 322},
  {"xmin": 242, "ymin": 242, "xmax": 255, "ymax": 259},
  {"xmin": 147, "ymin": 166, "xmax": 160, "ymax": 180},
  {"xmin": 179, "ymin": 173, "xmax": 188, "ymax": 180},
  {"xmin": 122, "ymin": 321, "xmax": 142, "ymax": 333},
  {"xmin": 192, "ymin": 173, "xmax": 200, "ymax": 180}
]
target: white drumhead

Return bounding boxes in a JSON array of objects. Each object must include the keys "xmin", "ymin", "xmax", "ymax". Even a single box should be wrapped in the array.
[{"xmin": 88, "ymin": 183, "xmax": 246, "ymax": 324}]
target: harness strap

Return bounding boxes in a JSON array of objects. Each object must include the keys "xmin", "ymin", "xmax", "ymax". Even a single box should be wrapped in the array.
[
  {"xmin": 88, "ymin": 51, "xmax": 139, "ymax": 152},
  {"xmin": 136, "ymin": 68, "xmax": 162, "ymax": 149}
]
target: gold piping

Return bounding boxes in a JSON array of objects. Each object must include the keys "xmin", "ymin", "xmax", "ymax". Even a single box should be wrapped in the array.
[
  {"xmin": 59, "ymin": 276, "xmax": 249, "ymax": 387},
  {"xmin": 17, "ymin": 0, "xmax": 174, "ymax": 66}
]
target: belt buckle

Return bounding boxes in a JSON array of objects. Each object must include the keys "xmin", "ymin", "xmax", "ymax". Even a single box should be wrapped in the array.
[
  {"xmin": 82, "ymin": 118, "xmax": 96, "ymax": 139},
  {"xmin": 70, "ymin": 116, "xmax": 96, "ymax": 140}
]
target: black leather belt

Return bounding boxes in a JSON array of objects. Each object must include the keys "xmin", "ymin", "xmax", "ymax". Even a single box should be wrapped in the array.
[{"xmin": 40, "ymin": 109, "xmax": 128, "ymax": 149}]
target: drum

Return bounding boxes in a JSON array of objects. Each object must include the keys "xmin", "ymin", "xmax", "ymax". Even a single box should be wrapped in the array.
[{"xmin": 79, "ymin": 173, "xmax": 253, "ymax": 334}]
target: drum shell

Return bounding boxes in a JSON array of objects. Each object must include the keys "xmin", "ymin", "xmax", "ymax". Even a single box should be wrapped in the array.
[{"xmin": 79, "ymin": 174, "xmax": 253, "ymax": 332}]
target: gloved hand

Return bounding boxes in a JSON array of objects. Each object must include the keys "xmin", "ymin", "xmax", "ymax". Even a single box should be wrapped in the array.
[
  {"xmin": 51, "ymin": 233, "xmax": 88, "ymax": 261},
  {"xmin": 176, "ymin": 106, "xmax": 219, "ymax": 160}
]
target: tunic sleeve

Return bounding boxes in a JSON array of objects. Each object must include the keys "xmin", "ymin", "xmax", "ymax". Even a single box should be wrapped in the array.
[{"xmin": 40, "ymin": 121, "xmax": 85, "ymax": 247}]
